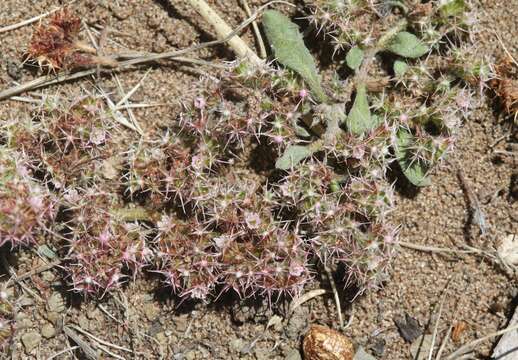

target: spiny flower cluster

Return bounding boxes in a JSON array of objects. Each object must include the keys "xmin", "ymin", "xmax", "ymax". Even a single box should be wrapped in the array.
[
  {"xmin": 490, "ymin": 56, "xmax": 518, "ymax": 117},
  {"xmin": 0, "ymin": 1, "xmax": 483, "ymax": 302},
  {"xmin": 60, "ymin": 190, "xmax": 153, "ymax": 295},
  {"xmin": 0, "ymin": 149, "xmax": 55, "ymax": 248},
  {"xmin": 305, "ymin": 0, "xmax": 472, "ymax": 51},
  {"xmin": 6, "ymin": 95, "xmax": 117, "ymax": 189},
  {"xmin": 2, "ymin": 69, "xmax": 396, "ymax": 299}
]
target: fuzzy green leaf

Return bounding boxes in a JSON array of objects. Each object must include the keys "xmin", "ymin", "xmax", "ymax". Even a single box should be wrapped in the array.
[
  {"xmin": 393, "ymin": 60, "xmax": 408, "ymax": 77},
  {"xmin": 395, "ymin": 129, "xmax": 432, "ymax": 187},
  {"xmin": 37, "ymin": 244, "xmax": 57, "ymax": 259},
  {"xmin": 346, "ymin": 46, "xmax": 364, "ymax": 70},
  {"xmin": 439, "ymin": 0, "xmax": 466, "ymax": 17},
  {"xmin": 387, "ymin": 32, "xmax": 428, "ymax": 59},
  {"xmin": 346, "ymin": 84, "xmax": 377, "ymax": 135},
  {"xmin": 263, "ymin": 10, "xmax": 328, "ymax": 103},
  {"xmin": 275, "ymin": 144, "xmax": 313, "ymax": 170},
  {"xmin": 291, "ymin": 116, "xmax": 311, "ymax": 138}
]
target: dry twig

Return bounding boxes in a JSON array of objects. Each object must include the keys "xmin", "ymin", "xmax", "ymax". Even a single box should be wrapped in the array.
[
  {"xmin": 240, "ymin": 0, "xmax": 267, "ymax": 58},
  {"xmin": 288, "ymin": 289, "xmax": 327, "ymax": 314},
  {"xmin": 63, "ymin": 326, "xmax": 100, "ymax": 360},
  {"xmin": 187, "ymin": 0, "xmax": 262, "ymax": 66},
  {"xmin": 324, "ymin": 264, "xmax": 344, "ymax": 329},
  {"xmin": 428, "ymin": 276, "xmax": 454, "ymax": 360},
  {"xmin": 435, "ymin": 325, "xmax": 453, "ymax": 360},
  {"xmin": 0, "ymin": 3, "xmax": 74, "ymax": 34}
]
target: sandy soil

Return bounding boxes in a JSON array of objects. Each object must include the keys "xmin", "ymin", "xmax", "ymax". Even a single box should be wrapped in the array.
[{"xmin": 0, "ymin": 0, "xmax": 516, "ymax": 359}]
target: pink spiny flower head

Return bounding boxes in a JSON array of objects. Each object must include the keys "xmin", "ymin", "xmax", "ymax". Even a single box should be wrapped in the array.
[
  {"xmin": 0, "ymin": 151, "xmax": 55, "ymax": 248},
  {"xmin": 244, "ymin": 211, "xmax": 262, "ymax": 230},
  {"xmin": 97, "ymin": 228, "xmax": 112, "ymax": 248},
  {"xmin": 194, "ymin": 96, "xmax": 206, "ymax": 110}
]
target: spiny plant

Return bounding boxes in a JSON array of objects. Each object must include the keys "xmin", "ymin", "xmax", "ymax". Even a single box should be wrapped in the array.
[
  {"xmin": 1, "ymin": 1, "xmax": 485, "ymax": 301},
  {"xmin": 4, "ymin": 95, "xmax": 118, "ymax": 189},
  {"xmin": 0, "ymin": 148, "xmax": 55, "ymax": 248}
]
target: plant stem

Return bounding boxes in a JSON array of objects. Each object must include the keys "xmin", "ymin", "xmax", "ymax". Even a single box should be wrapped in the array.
[
  {"xmin": 187, "ymin": 0, "xmax": 263, "ymax": 67},
  {"xmin": 110, "ymin": 206, "xmax": 157, "ymax": 222},
  {"xmin": 240, "ymin": 0, "xmax": 267, "ymax": 59},
  {"xmin": 0, "ymin": 1, "xmax": 78, "ymax": 34}
]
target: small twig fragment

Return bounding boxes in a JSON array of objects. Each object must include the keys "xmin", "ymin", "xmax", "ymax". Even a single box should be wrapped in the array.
[{"xmin": 187, "ymin": 0, "xmax": 262, "ymax": 66}]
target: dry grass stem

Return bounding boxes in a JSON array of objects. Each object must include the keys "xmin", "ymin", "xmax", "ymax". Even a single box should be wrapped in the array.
[
  {"xmin": 289, "ymin": 289, "xmax": 327, "ymax": 314},
  {"xmin": 187, "ymin": 0, "xmax": 262, "ymax": 66},
  {"xmin": 0, "ymin": 3, "xmax": 73, "ymax": 34},
  {"xmin": 240, "ymin": 0, "xmax": 267, "ymax": 58},
  {"xmin": 324, "ymin": 264, "xmax": 344, "ymax": 329}
]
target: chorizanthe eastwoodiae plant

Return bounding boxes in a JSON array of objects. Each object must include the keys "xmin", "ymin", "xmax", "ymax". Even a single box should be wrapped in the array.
[{"xmin": 0, "ymin": 0, "xmax": 488, "ymax": 301}]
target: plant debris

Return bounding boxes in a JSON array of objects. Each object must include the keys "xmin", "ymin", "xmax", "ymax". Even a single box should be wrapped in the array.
[{"xmin": 394, "ymin": 313, "xmax": 422, "ymax": 342}]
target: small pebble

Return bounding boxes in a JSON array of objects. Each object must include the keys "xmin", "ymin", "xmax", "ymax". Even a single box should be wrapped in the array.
[
  {"xmin": 303, "ymin": 325, "xmax": 354, "ymax": 360},
  {"xmin": 254, "ymin": 347, "xmax": 269, "ymax": 360},
  {"xmin": 143, "ymin": 302, "xmax": 159, "ymax": 321},
  {"xmin": 285, "ymin": 349, "xmax": 302, "ymax": 360},
  {"xmin": 184, "ymin": 350, "xmax": 196, "ymax": 360},
  {"xmin": 22, "ymin": 332, "xmax": 41, "ymax": 353},
  {"xmin": 47, "ymin": 293, "xmax": 65, "ymax": 313},
  {"xmin": 41, "ymin": 323, "xmax": 56, "ymax": 339},
  {"xmin": 46, "ymin": 311, "xmax": 60, "ymax": 325},
  {"xmin": 174, "ymin": 314, "xmax": 190, "ymax": 332},
  {"xmin": 7, "ymin": 60, "xmax": 22, "ymax": 80},
  {"xmin": 230, "ymin": 338, "xmax": 245, "ymax": 352}
]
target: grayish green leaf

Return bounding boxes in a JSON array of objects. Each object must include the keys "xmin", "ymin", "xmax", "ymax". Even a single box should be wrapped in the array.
[
  {"xmin": 395, "ymin": 129, "xmax": 431, "ymax": 187},
  {"xmin": 293, "ymin": 126, "xmax": 311, "ymax": 138},
  {"xmin": 346, "ymin": 84, "xmax": 377, "ymax": 135},
  {"xmin": 346, "ymin": 46, "xmax": 364, "ymax": 70},
  {"xmin": 37, "ymin": 244, "xmax": 57, "ymax": 259},
  {"xmin": 262, "ymin": 10, "xmax": 328, "ymax": 103},
  {"xmin": 291, "ymin": 116, "xmax": 311, "ymax": 138},
  {"xmin": 439, "ymin": 0, "xmax": 467, "ymax": 17},
  {"xmin": 387, "ymin": 32, "xmax": 428, "ymax": 58},
  {"xmin": 393, "ymin": 60, "xmax": 408, "ymax": 77},
  {"xmin": 275, "ymin": 145, "xmax": 313, "ymax": 170}
]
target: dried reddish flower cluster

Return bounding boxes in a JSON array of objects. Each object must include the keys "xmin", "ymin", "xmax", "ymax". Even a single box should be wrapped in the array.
[{"xmin": 27, "ymin": 9, "xmax": 115, "ymax": 71}]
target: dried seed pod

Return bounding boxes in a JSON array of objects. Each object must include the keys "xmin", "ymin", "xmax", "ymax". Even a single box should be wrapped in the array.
[
  {"xmin": 303, "ymin": 325, "xmax": 354, "ymax": 360},
  {"xmin": 27, "ymin": 8, "xmax": 116, "ymax": 71},
  {"xmin": 490, "ymin": 57, "xmax": 518, "ymax": 117},
  {"xmin": 451, "ymin": 321, "xmax": 467, "ymax": 343}
]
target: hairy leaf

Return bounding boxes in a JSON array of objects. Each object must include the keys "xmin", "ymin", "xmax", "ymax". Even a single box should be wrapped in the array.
[
  {"xmin": 439, "ymin": 0, "xmax": 467, "ymax": 17},
  {"xmin": 346, "ymin": 84, "xmax": 376, "ymax": 135},
  {"xmin": 387, "ymin": 32, "xmax": 428, "ymax": 59},
  {"xmin": 346, "ymin": 46, "xmax": 364, "ymax": 70},
  {"xmin": 291, "ymin": 116, "xmax": 311, "ymax": 138},
  {"xmin": 263, "ymin": 10, "xmax": 328, "ymax": 103},
  {"xmin": 275, "ymin": 144, "xmax": 313, "ymax": 170},
  {"xmin": 395, "ymin": 129, "xmax": 431, "ymax": 186},
  {"xmin": 393, "ymin": 60, "xmax": 408, "ymax": 77}
]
